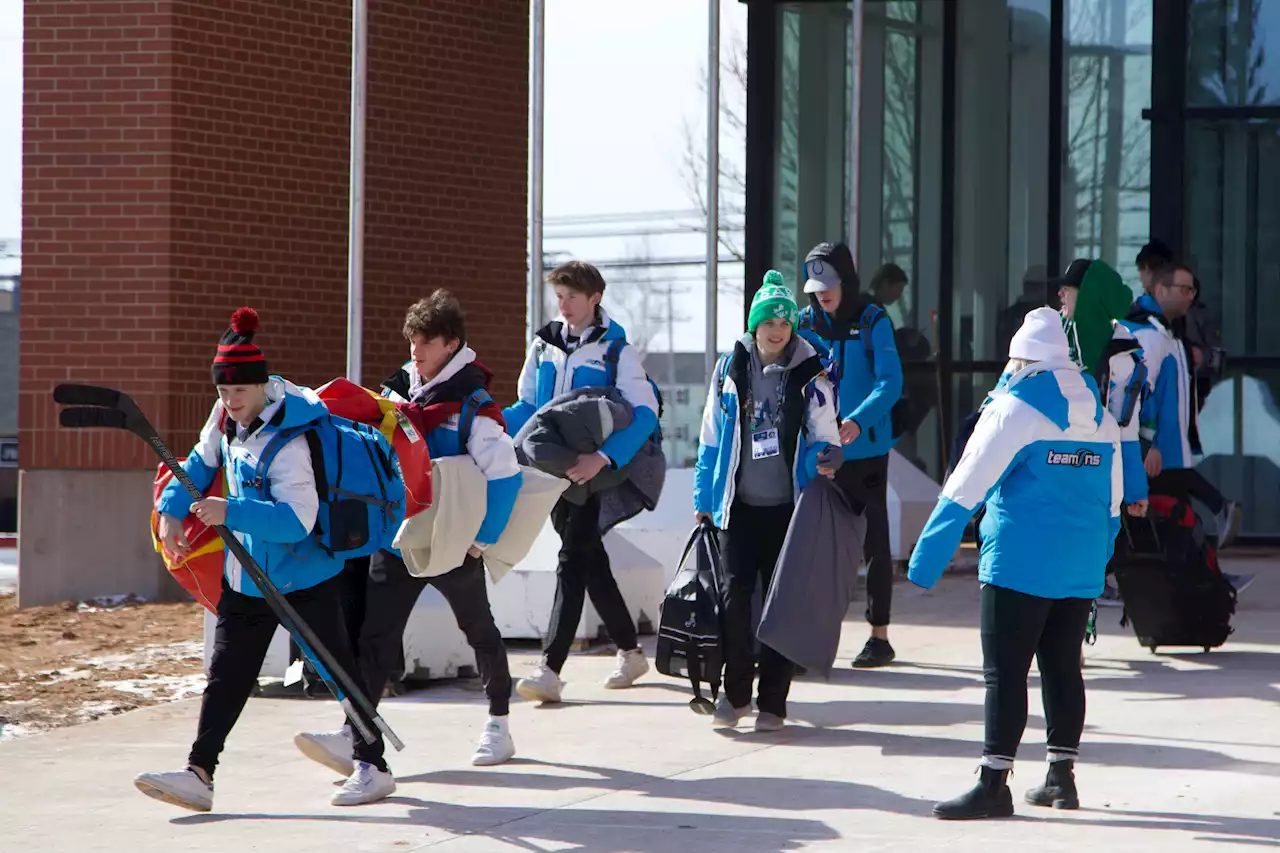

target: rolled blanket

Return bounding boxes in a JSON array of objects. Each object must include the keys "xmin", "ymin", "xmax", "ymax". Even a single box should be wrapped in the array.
[{"xmin": 513, "ymin": 386, "xmax": 666, "ymax": 533}]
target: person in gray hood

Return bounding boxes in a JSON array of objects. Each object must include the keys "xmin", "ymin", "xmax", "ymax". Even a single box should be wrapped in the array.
[{"xmin": 693, "ymin": 272, "xmax": 842, "ymax": 732}]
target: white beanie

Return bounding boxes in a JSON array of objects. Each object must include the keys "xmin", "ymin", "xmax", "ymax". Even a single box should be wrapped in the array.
[{"xmin": 1009, "ymin": 307, "xmax": 1070, "ymax": 362}]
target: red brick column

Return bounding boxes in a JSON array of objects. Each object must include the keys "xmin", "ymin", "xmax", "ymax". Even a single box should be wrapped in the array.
[{"xmin": 19, "ymin": 1, "xmax": 529, "ymax": 606}]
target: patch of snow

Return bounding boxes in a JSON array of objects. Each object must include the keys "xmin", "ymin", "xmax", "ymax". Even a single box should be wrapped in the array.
[
  {"xmin": 104, "ymin": 673, "xmax": 206, "ymax": 700},
  {"xmin": 0, "ymin": 722, "xmax": 41, "ymax": 743},
  {"xmin": 75, "ymin": 701, "xmax": 126, "ymax": 722}
]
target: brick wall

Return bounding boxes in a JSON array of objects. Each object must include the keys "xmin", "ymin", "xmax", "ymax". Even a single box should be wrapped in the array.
[
  {"xmin": 22, "ymin": 0, "xmax": 178, "ymax": 470},
  {"xmin": 361, "ymin": 0, "xmax": 529, "ymax": 402},
  {"xmin": 19, "ymin": 1, "xmax": 529, "ymax": 604},
  {"xmin": 22, "ymin": 0, "xmax": 530, "ymax": 467}
]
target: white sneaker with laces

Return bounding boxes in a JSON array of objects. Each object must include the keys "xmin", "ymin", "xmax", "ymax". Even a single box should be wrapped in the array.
[
  {"xmin": 294, "ymin": 728, "xmax": 354, "ymax": 776},
  {"xmin": 516, "ymin": 659, "xmax": 564, "ymax": 703},
  {"xmin": 133, "ymin": 767, "xmax": 214, "ymax": 812},
  {"xmin": 332, "ymin": 761, "xmax": 396, "ymax": 806},
  {"xmin": 604, "ymin": 648, "xmax": 650, "ymax": 689},
  {"xmin": 471, "ymin": 716, "xmax": 516, "ymax": 766}
]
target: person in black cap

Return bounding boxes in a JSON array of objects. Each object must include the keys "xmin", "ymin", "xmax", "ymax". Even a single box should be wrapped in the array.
[
  {"xmin": 796, "ymin": 242, "xmax": 904, "ymax": 668},
  {"xmin": 138, "ymin": 308, "xmax": 393, "ymax": 812}
]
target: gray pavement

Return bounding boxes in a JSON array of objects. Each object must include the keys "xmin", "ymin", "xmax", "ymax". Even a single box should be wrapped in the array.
[{"xmin": 2, "ymin": 555, "xmax": 1278, "ymax": 852}]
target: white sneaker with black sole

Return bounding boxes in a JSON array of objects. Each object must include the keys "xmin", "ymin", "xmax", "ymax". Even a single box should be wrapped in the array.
[
  {"xmin": 604, "ymin": 648, "xmax": 650, "ymax": 689},
  {"xmin": 294, "ymin": 728, "xmax": 354, "ymax": 776},
  {"xmin": 332, "ymin": 761, "xmax": 396, "ymax": 806},
  {"xmin": 133, "ymin": 768, "xmax": 214, "ymax": 813}
]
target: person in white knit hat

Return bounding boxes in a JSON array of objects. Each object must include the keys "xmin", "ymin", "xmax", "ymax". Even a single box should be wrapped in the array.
[{"xmin": 908, "ymin": 307, "xmax": 1126, "ymax": 820}]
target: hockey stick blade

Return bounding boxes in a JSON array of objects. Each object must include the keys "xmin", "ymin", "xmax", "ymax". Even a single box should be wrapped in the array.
[
  {"xmin": 59, "ymin": 406, "xmax": 130, "ymax": 430},
  {"xmin": 53, "ymin": 384, "xmax": 126, "ymax": 409}
]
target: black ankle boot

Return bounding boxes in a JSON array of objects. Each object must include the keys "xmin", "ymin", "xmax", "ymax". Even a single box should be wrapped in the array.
[
  {"xmin": 932, "ymin": 766, "xmax": 1015, "ymax": 820},
  {"xmin": 1024, "ymin": 760, "xmax": 1079, "ymax": 810}
]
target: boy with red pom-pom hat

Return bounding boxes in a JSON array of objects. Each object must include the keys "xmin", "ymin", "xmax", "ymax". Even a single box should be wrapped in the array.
[{"xmin": 135, "ymin": 307, "xmax": 395, "ymax": 812}]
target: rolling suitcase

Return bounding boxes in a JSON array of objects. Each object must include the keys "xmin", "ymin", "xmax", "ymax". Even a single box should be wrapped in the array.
[{"xmin": 1110, "ymin": 497, "xmax": 1236, "ymax": 653}]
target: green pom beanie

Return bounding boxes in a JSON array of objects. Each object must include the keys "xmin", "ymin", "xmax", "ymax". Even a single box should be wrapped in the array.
[{"xmin": 748, "ymin": 271, "xmax": 799, "ymax": 333}]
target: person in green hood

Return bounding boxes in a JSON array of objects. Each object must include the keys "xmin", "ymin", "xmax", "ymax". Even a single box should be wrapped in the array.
[{"xmin": 1056, "ymin": 259, "xmax": 1149, "ymax": 516}]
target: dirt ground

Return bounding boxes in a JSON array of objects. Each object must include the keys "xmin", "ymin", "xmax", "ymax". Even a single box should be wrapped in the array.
[{"xmin": 0, "ymin": 591, "xmax": 205, "ymax": 741}]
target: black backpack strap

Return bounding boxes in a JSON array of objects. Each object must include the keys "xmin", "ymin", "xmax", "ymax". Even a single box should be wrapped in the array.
[{"xmin": 859, "ymin": 303, "xmax": 886, "ymax": 369}]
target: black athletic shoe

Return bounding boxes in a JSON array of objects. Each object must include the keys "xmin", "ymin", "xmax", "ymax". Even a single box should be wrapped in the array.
[
  {"xmin": 933, "ymin": 766, "xmax": 1015, "ymax": 820},
  {"xmin": 852, "ymin": 637, "xmax": 895, "ymax": 668},
  {"xmin": 1024, "ymin": 760, "xmax": 1079, "ymax": 810}
]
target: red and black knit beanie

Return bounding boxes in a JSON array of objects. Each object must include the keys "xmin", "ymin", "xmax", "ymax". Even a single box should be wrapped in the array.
[{"xmin": 212, "ymin": 307, "xmax": 269, "ymax": 385}]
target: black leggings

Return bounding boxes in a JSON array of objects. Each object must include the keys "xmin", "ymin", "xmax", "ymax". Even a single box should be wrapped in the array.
[
  {"xmin": 719, "ymin": 502, "xmax": 795, "ymax": 717},
  {"xmin": 981, "ymin": 584, "xmax": 1092, "ymax": 765},
  {"xmin": 834, "ymin": 454, "xmax": 893, "ymax": 627},
  {"xmin": 346, "ymin": 550, "xmax": 513, "ymax": 728}
]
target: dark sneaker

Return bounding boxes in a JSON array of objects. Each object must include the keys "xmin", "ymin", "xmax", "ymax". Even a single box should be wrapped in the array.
[{"xmin": 852, "ymin": 637, "xmax": 895, "ymax": 669}]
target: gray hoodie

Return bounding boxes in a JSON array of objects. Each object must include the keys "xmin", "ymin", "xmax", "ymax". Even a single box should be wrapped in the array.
[{"xmin": 737, "ymin": 336, "xmax": 804, "ymax": 507}]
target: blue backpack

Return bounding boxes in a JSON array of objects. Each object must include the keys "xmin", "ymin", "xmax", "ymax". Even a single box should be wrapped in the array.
[
  {"xmin": 253, "ymin": 416, "xmax": 405, "ymax": 559},
  {"xmin": 603, "ymin": 338, "xmax": 665, "ymax": 443}
]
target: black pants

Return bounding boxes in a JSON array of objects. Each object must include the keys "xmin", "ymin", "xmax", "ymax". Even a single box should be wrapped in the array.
[
  {"xmin": 720, "ymin": 502, "xmax": 795, "ymax": 717},
  {"xmin": 980, "ymin": 584, "xmax": 1092, "ymax": 763},
  {"xmin": 345, "ymin": 551, "xmax": 512, "ymax": 733},
  {"xmin": 1149, "ymin": 467, "xmax": 1226, "ymax": 515},
  {"xmin": 834, "ymin": 453, "xmax": 894, "ymax": 628},
  {"xmin": 190, "ymin": 573, "xmax": 384, "ymax": 776},
  {"xmin": 544, "ymin": 494, "xmax": 638, "ymax": 673}
]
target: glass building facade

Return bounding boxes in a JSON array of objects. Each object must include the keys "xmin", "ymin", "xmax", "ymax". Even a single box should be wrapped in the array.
[{"xmin": 744, "ymin": 0, "xmax": 1280, "ymax": 538}]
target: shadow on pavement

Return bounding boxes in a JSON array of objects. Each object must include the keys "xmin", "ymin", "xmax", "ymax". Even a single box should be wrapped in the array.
[
  {"xmin": 173, "ymin": 798, "xmax": 840, "ymax": 853},
  {"xmin": 1036, "ymin": 807, "xmax": 1280, "ymax": 848},
  {"xmin": 396, "ymin": 761, "xmax": 934, "ymax": 816},
  {"xmin": 761, "ymin": 725, "xmax": 1280, "ymax": 777}
]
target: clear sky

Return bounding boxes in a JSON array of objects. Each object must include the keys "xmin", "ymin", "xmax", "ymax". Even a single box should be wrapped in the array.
[{"xmin": 0, "ymin": 2, "xmax": 747, "ymax": 347}]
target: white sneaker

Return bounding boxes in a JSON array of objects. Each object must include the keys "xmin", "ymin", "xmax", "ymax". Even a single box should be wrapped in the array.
[
  {"xmin": 331, "ymin": 761, "xmax": 396, "ymax": 806},
  {"xmin": 471, "ymin": 717, "xmax": 516, "ymax": 766},
  {"xmin": 754, "ymin": 712, "xmax": 786, "ymax": 733},
  {"xmin": 516, "ymin": 659, "xmax": 564, "ymax": 704},
  {"xmin": 604, "ymin": 648, "xmax": 650, "ymax": 689},
  {"xmin": 133, "ymin": 768, "xmax": 213, "ymax": 812},
  {"xmin": 711, "ymin": 695, "xmax": 749, "ymax": 728},
  {"xmin": 294, "ymin": 728, "xmax": 354, "ymax": 776}
]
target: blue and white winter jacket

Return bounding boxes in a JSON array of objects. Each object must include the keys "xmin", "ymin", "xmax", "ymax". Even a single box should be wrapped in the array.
[
  {"xmin": 504, "ymin": 309, "xmax": 659, "ymax": 468},
  {"xmin": 1118, "ymin": 294, "xmax": 1193, "ymax": 470},
  {"xmin": 157, "ymin": 377, "xmax": 345, "ymax": 597},
  {"xmin": 797, "ymin": 302, "xmax": 903, "ymax": 460},
  {"xmin": 693, "ymin": 335, "xmax": 841, "ymax": 529},
  {"xmin": 908, "ymin": 361, "xmax": 1122, "ymax": 600},
  {"xmin": 383, "ymin": 348, "xmax": 523, "ymax": 547}
]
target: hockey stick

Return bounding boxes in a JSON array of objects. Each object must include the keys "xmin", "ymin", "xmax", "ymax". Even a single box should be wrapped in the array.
[{"xmin": 54, "ymin": 384, "xmax": 404, "ymax": 751}]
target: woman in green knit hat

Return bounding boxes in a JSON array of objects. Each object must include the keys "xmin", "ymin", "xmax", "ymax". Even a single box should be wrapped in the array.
[{"xmin": 692, "ymin": 270, "xmax": 841, "ymax": 732}]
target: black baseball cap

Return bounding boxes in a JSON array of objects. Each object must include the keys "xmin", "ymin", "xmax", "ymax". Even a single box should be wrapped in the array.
[{"xmin": 1051, "ymin": 258, "xmax": 1092, "ymax": 289}]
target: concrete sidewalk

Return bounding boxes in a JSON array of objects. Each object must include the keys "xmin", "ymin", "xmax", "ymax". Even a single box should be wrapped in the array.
[{"xmin": 2, "ymin": 556, "xmax": 1278, "ymax": 852}]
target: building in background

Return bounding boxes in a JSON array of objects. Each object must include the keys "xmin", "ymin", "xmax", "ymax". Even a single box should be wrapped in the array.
[
  {"xmin": 643, "ymin": 351, "xmax": 711, "ymax": 468},
  {"xmin": 19, "ymin": 1, "xmax": 530, "ymax": 606},
  {"xmin": 743, "ymin": 0, "xmax": 1280, "ymax": 538}
]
